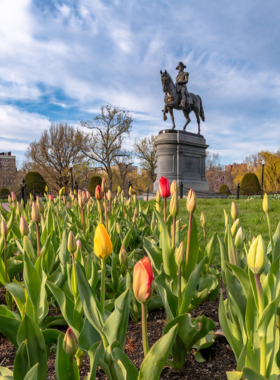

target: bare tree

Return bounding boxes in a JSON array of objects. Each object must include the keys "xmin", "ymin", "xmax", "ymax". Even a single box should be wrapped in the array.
[
  {"xmin": 80, "ymin": 104, "xmax": 133, "ymax": 190},
  {"xmin": 25, "ymin": 123, "xmax": 85, "ymax": 192},
  {"xmin": 133, "ymin": 135, "xmax": 157, "ymax": 186},
  {"xmin": 113, "ymin": 151, "xmax": 134, "ymax": 191}
]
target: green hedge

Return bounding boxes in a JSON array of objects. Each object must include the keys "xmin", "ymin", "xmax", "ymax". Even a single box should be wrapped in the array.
[
  {"xmin": 25, "ymin": 171, "xmax": 47, "ymax": 195},
  {"xmin": 87, "ymin": 176, "xmax": 102, "ymax": 196},
  {"xmin": 240, "ymin": 173, "xmax": 261, "ymax": 195},
  {"xmin": 0, "ymin": 187, "xmax": 10, "ymax": 198},
  {"xmin": 219, "ymin": 184, "xmax": 231, "ymax": 195}
]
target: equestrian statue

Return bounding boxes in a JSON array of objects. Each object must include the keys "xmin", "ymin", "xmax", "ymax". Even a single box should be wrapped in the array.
[{"xmin": 160, "ymin": 62, "xmax": 205, "ymax": 134}]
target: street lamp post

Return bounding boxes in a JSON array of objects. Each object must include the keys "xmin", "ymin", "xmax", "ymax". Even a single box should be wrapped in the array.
[
  {"xmin": 261, "ymin": 160, "xmax": 265, "ymax": 195},
  {"xmin": 70, "ymin": 165, "xmax": 74, "ymax": 192}
]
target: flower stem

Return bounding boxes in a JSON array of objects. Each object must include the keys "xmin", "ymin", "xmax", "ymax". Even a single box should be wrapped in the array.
[
  {"xmin": 69, "ymin": 356, "xmax": 76, "ymax": 380},
  {"xmin": 141, "ymin": 303, "xmax": 149, "ymax": 356},
  {"xmin": 101, "ymin": 258, "xmax": 106, "ymax": 319},
  {"xmin": 104, "ymin": 193, "xmax": 108, "ymax": 230},
  {"xmin": 164, "ymin": 198, "xmax": 167, "ymax": 222},
  {"xmin": 81, "ymin": 207, "xmax": 85, "ymax": 233},
  {"xmin": 254, "ymin": 273, "xmax": 266, "ymax": 376},
  {"xmin": 203, "ymin": 227, "xmax": 206, "ymax": 247},
  {"xmin": 185, "ymin": 213, "xmax": 193, "ymax": 279},
  {"xmin": 172, "ymin": 216, "xmax": 176, "ymax": 249},
  {"xmin": 36, "ymin": 223, "xmax": 40, "ymax": 257},
  {"xmin": 266, "ymin": 213, "xmax": 274, "ymax": 251}
]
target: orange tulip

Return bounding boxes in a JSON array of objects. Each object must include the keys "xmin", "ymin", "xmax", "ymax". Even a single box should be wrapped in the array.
[
  {"xmin": 133, "ymin": 257, "xmax": 153, "ymax": 303},
  {"xmin": 95, "ymin": 185, "xmax": 103, "ymax": 200}
]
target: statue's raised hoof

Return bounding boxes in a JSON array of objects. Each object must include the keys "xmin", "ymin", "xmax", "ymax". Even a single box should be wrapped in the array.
[{"xmin": 163, "ymin": 115, "xmax": 167, "ymax": 121}]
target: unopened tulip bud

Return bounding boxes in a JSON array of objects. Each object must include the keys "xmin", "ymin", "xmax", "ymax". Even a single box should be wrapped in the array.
[
  {"xmin": 32, "ymin": 202, "xmax": 41, "ymax": 224},
  {"xmin": 170, "ymin": 180, "xmax": 179, "ymax": 195},
  {"xmin": 119, "ymin": 245, "xmax": 128, "ymax": 267},
  {"xmin": 94, "ymin": 224, "xmax": 113, "ymax": 259},
  {"xmin": 175, "ymin": 242, "xmax": 184, "ymax": 266},
  {"xmin": 59, "ymin": 187, "xmax": 65, "ymax": 196},
  {"xmin": 133, "ymin": 257, "xmax": 153, "ymax": 303},
  {"xmin": 116, "ymin": 223, "xmax": 121, "ymax": 235},
  {"xmin": 231, "ymin": 202, "xmax": 238, "ymax": 220},
  {"xmin": 186, "ymin": 189, "xmax": 196, "ymax": 213},
  {"xmin": 68, "ymin": 231, "xmax": 77, "ymax": 254},
  {"xmin": 16, "ymin": 203, "xmax": 21, "ymax": 216},
  {"xmin": 107, "ymin": 189, "xmax": 112, "ymax": 201},
  {"xmin": 169, "ymin": 192, "xmax": 179, "ymax": 217},
  {"xmin": 156, "ymin": 190, "xmax": 161, "ymax": 204},
  {"xmin": 134, "ymin": 206, "xmax": 138, "ymax": 216},
  {"xmin": 231, "ymin": 219, "xmax": 240, "ymax": 237},
  {"xmin": 133, "ymin": 194, "xmax": 136, "ymax": 203},
  {"xmin": 86, "ymin": 191, "xmax": 91, "ymax": 200},
  {"xmin": 82, "ymin": 191, "xmax": 87, "ymax": 203},
  {"xmin": 156, "ymin": 203, "xmax": 161, "ymax": 213},
  {"xmin": 126, "ymin": 198, "xmax": 131, "ymax": 207},
  {"xmin": 114, "ymin": 195, "xmax": 117, "ymax": 205},
  {"xmin": 200, "ymin": 211, "xmax": 206, "ymax": 228},
  {"xmin": 151, "ymin": 220, "xmax": 155, "ymax": 231},
  {"xmin": 76, "ymin": 239, "xmax": 82, "ymax": 254},
  {"xmin": 247, "ymin": 235, "xmax": 266, "ymax": 274},
  {"xmin": 121, "ymin": 191, "xmax": 124, "ymax": 203},
  {"xmin": 8, "ymin": 195, "xmax": 11, "ymax": 203},
  {"xmin": 263, "ymin": 193, "xmax": 271, "ymax": 214},
  {"xmin": 11, "ymin": 192, "xmax": 16, "ymax": 202},
  {"xmin": 235, "ymin": 227, "xmax": 243, "ymax": 251},
  {"xmin": 1, "ymin": 220, "xmax": 8, "ymax": 236},
  {"xmin": 95, "ymin": 185, "xmax": 103, "ymax": 200},
  {"xmin": 78, "ymin": 195, "xmax": 85, "ymax": 208},
  {"xmin": 48, "ymin": 194, "xmax": 54, "ymax": 201},
  {"xmin": 132, "ymin": 214, "xmax": 136, "ymax": 224},
  {"xmin": 20, "ymin": 216, "xmax": 29, "ymax": 236},
  {"xmin": 74, "ymin": 189, "xmax": 77, "ymax": 195},
  {"xmin": 45, "ymin": 185, "xmax": 48, "ymax": 193},
  {"xmin": 101, "ymin": 178, "xmax": 107, "ymax": 193},
  {"xmin": 63, "ymin": 328, "xmax": 78, "ymax": 357},
  {"xmin": 129, "ymin": 186, "xmax": 132, "ymax": 196},
  {"xmin": 36, "ymin": 196, "xmax": 44, "ymax": 214},
  {"xmin": 118, "ymin": 186, "xmax": 121, "ymax": 194}
]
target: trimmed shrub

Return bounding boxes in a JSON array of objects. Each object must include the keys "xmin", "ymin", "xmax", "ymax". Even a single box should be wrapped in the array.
[
  {"xmin": 25, "ymin": 171, "xmax": 47, "ymax": 195},
  {"xmin": 219, "ymin": 184, "xmax": 231, "ymax": 195},
  {"xmin": 240, "ymin": 173, "xmax": 261, "ymax": 195},
  {"xmin": 87, "ymin": 176, "xmax": 102, "ymax": 195},
  {"xmin": 0, "ymin": 187, "xmax": 10, "ymax": 198}
]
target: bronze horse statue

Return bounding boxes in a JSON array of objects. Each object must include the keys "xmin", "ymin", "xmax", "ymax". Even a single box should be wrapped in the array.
[{"xmin": 160, "ymin": 70, "xmax": 205, "ymax": 134}]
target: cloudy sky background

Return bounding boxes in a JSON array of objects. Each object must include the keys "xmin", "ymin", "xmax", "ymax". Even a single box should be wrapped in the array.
[{"xmin": 1, "ymin": 0, "xmax": 280, "ymax": 167}]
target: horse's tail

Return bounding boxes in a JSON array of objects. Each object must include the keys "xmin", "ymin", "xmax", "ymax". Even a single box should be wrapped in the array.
[{"xmin": 197, "ymin": 95, "xmax": 205, "ymax": 122}]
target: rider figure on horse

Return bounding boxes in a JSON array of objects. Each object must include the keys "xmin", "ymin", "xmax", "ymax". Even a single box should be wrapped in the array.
[{"xmin": 176, "ymin": 62, "xmax": 192, "ymax": 108}]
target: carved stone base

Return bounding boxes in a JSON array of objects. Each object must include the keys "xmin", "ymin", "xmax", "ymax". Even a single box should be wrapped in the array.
[{"xmin": 153, "ymin": 129, "xmax": 209, "ymax": 193}]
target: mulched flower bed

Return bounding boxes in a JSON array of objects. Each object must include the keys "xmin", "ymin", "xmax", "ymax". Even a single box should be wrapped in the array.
[{"xmin": 0, "ymin": 287, "xmax": 236, "ymax": 380}]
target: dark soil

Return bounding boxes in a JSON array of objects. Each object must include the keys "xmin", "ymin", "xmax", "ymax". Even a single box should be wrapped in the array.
[{"xmin": 0, "ymin": 287, "xmax": 236, "ymax": 379}]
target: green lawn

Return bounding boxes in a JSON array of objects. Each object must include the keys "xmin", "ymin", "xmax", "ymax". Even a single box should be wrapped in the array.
[{"xmin": 143, "ymin": 198, "xmax": 280, "ymax": 266}]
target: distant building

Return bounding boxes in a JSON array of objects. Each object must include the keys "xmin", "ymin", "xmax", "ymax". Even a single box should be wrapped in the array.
[
  {"xmin": 0, "ymin": 152, "xmax": 17, "ymax": 186},
  {"xmin": 225, "ymin": 163, "xmax": 247, "ymax": 173}
]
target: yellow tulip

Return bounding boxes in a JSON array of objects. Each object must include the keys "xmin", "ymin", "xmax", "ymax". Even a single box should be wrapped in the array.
[
  {"xmin": 94, "ymin": 224, "xmax": 113, "ymax": 259},
  {"xmin": 263, "ymin": 193, "xmax": 271, "ymax": 214}
]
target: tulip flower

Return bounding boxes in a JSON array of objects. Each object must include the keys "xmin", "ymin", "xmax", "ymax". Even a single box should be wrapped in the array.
[
  {"xmin": 20, "ymin": 216, "xmax": 29, "ymax": 237},
  {"xmin": 247, "ymin": 235, "xmax": 265, "ymax": 275},
  {"xmin": 170, "ymin": 180, "xmax": 179, "ymax": 195},
  {"xmin": 129, "ymin": 186, "xmax": 132, "ymax": 197},
  {"xmin": 78, "ymin": 195, "xmax": 85, "ymax": 232},
  {"xmin": 200, "ymin": 211, "xmax": 206, "ymax": 246},
  {"xmin": 133, "ymin": 257, "xmax": 153, "ymax": 303},
  {"xmin": 36, "ymin": 196, "xmax": 44, "ymax": 214},
  {"xmin": 159, "ymin": 177, "xmax": 170, "ymax": 221},
  {"xmin": 94, "ymin": 224, "xmax": 113, "ymax": 317},
  {"xmin": 235, "ymin": 227, "xmax": 243, "ymax": 251},
  {"xmin": 76, "ymin": 239, "xmax": 82, "ymax": 254},
  {"xmin": 68, "ymin": 231, "xmax": 77, "ymax": 255},
  {"xmin": 185, "ymin": 189, "xmax": 196, "ymax": 280},
  {"xmin": 175, "ymin": 241, "xmax": 184, "ymax": 311},
  {"xmin": 86, "ymin": 190, "xmax": 91, "ymax": 200},
  {"xmin": 45, "ymin": 185, "xmax": 48, "ymax": 193},
  {"xmin": 231, "ymin": 218, "xmax": 240, "ymax": 237},
  {"xmin": 11, "ymin": 191, "xmax": 16, "ymax": 202},
  {"xmin": 118, "ymin": 186, "xmax": 121, "ymax": 194},
  {"xmin": 231, "ymin": 201, "xmax": 238, "ymax": 221},
  {"xmin": 59, "ymin": 187, "xmax": 65, "ymax": 196},
  {"xmin": 133, "ymin": 257, "xmax": 153, "ymax": 356},
  {"xmin": 133, "ymin": 194, "xmax": 137, "ymax": 204},
  {"xmin": 48, "ymin": 194, "xmax": 54, "ymax": 201},
  {"xmin": 119, "ymin": 245, "xmax": 128, "ymax": 267},
  {"xmin": 101, "ymin": 178, "xmax": 108, "ymax": 193},
  {"xmin": 169, "ymin": 192, "xmax": 179, "ymax": 248},
  {"xmin": 263, "ymin": 193, "xmax": 273, "ymax": 250},
  {"xmin": 186, "ymin": 189, "xmax": 196, "ymax": 214},
  {"xmin": 156, "ymin": 190, "xmax": 161, "ymax": 204},
  {"xmin": 32, "ymin": 202, "xmax": 41, "ymax": 257},
  {"xmin": 63, "ymin": 327, "xmax": 79, "ymax": 377}
]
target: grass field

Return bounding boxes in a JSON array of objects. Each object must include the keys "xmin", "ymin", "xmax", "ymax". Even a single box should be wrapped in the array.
[{"xmin": 143, "ymin": 198, "xmax": 280, "ymax": 266}]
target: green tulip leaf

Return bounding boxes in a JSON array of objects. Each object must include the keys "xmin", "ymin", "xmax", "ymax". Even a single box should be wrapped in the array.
[
  {"xmin": 23, "ymin": 364, "xmax": 39, "ymax": 380},
  {"xmin": 13, "ymin": 340, "xmax": 29, "ymax": 380}
]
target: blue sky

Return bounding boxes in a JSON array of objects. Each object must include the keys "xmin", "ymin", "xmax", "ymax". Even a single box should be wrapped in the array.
[{"xmin": 1, "ymin": 0, "xmax": 280, "ymax": 167}]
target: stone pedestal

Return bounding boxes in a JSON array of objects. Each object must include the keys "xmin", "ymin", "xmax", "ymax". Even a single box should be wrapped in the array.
[{"xmin": 153, "ymin": 129, "xmax": 209, "ymax": 193}]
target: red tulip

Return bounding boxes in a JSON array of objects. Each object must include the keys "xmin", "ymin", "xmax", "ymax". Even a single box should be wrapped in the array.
[
  {"xmin": 48, "ymin": 194, "xmax": 54, "ymax": 201},
  {"xmin": 159, "ymin": 177, "xmax": 171, "ymax": 198},
  {"xmin": 133, "ymin": 257, "xmax": 153, "ymax": 303},
  {"xmin": 95, "ymin": 185, "xmax": 103, "ymax": 200}
]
